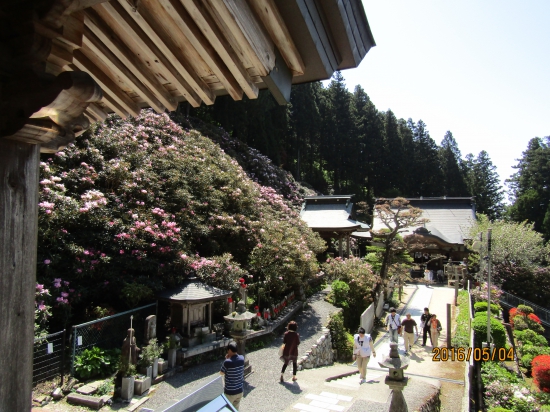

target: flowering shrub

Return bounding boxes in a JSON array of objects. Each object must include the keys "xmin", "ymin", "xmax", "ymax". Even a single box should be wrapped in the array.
[
  {"xmin": 533, "ymin": 355, "xmax": 550, "ymax": 392},
  {"xmin": 37, "ymin": 110, "xmax": 325, "ymax": 330},
  {"xmin": 519, "ymin": 345, "xmax": 550, "ymax": 373},
  {"xmin": 322, "ymin": 257, "xmax": 379, "ymax": 327},
  {"xmin": 514, "ymin": 329, "xmax": 548, "ymax": 347},
  {"xmin": 481, "ymin": 362, "xmax": 538, "ymax": 412},
  {"xmin": 471, "ymin": 283, "xmax": 503, "ymax": 304},
  {"xmin": 509, "ymin": 305, "xmax": 545, "ymax": 335}
]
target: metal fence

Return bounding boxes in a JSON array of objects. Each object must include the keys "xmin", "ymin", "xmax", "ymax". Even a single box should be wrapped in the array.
[
  {"xmin": 499, "ymin": 290, "xmax": 550, "ymax": 327},
  {"xmin": 71, "ymin": 302, "xmax": 157, "ymax": 375},
  {"xmin": 33, "ymin": 330, "xmax": 67, "ymax": 385}
]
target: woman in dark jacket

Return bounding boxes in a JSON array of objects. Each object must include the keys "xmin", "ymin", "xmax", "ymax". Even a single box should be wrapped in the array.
[{"xmin": 280, "ymin": 321, "xmax": 300, "ymax": 382}]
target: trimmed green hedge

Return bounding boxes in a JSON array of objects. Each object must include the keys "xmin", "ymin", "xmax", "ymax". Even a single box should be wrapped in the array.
[
  {"xmin": 474, "ymin": 301, "xmax": 500, "ymax": 316},
  {"xmin": 327, "ymin": 311, "xmax": 354, "ymax": 361},
  {"xmin": 473, "ymin": 316, "xmax": 506, "ymax": 348},
  {"xmin": 452, "ymin": 290, "xmax": 471, "ymax": 348}
]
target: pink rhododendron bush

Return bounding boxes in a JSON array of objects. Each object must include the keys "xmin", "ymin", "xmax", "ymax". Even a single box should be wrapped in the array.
[{"xmin": 37, "ymin": 110, "xmax": 325, "ymax": 330}]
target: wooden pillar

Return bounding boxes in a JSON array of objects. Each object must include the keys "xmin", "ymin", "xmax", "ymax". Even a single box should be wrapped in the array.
[
  {"xmin": 0, "ymin": 140, "xmax": 40, "ymax": 411},
  {"xmin": 338, "ymin": 235, "xmax": 343, "ymax": 257},
  {"xmin": 187, "ymin": 303, "xmax": 191, "ymax": 336},
  {"xmin": 346, "ymin": 234, "xmax": 350, "ymax": 257},
  {"xmin": 208, "ymin": 301, "xmax": 212, "ymax": 332}
]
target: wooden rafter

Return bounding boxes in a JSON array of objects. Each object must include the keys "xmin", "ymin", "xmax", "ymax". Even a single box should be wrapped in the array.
[
  {"xmin": 247, "ymin": 0, "xmax": 305, "ymax": 76},
  {"xmin": 98, "ymin": 1, "xmax": 208, "ymax": 107},
  {"xmin": 72, "ymin": 51, "xmax": 139, "ymax": 117},
  {"xmin": 205, "ymin": 0, "xmax": 275, "ymax": 77},
  {"xmin": 180, "ymin": 0, "xmax": 259, "ymax": 99},
  {"xmin": 153, "ymin": 0, "xmax": 243, "ymax": 100},
  {"xmin": 84, "ymin": 8, "xmax": 174, "ymax": 112}
]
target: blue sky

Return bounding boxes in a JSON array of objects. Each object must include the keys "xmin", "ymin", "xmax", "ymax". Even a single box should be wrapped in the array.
[{"xmin": 330, "ymin": 0, "xmax": 550, "ymax": 198}]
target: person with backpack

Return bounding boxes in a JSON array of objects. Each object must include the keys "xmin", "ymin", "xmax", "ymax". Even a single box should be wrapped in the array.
[
  {"xmin": 352, "ymin": 327, "xmax": 376, "ymax": 384},
  {"xmin": 385, "ymin": 307, "xmax": 401, "ymax": 344}
]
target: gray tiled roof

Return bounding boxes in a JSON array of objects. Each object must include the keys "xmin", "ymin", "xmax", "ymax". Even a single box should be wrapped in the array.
[
  {"xmin": 157, "ymin": 278, "xmax": 232, "ymax": 303},
  {"xmin": 300, "ymin": 197, "xmax": 370, "ymax": 231},
  {"xmin": 372, "ymin": 198, "xmax": 475, "ymax": 245}
]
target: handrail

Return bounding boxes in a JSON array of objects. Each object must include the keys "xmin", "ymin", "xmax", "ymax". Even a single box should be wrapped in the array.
[{"xmin": 499, "ymin": 290, "xmax": 550, "ymax": 327}]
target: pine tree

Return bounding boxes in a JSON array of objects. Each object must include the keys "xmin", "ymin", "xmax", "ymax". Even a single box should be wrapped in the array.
[
  {"xmin": 465, "ymin": 151, "xmax": 504, "ymax": 220},
  {"xmin": 409, "ymin": 119, "xmax": 444, "ymax": 196},
  {"xmin": 439, "ymin": 131, "xmax": 468, "ymax": 196},
  {"xmin": 507, "ymin": 137, "xmax": 550, "ymax": 239}
]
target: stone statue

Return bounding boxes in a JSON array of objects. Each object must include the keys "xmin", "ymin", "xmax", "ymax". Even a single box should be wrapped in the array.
[
  {"xmin": 144, "ymin": 315, "xmax": 157, "ymax": 345},
  {"xmin": 121, "ymin": 328, "xmax": 140, "ymax": 369}
]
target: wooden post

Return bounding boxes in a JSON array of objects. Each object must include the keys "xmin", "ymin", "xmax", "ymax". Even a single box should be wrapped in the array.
[
  {"xmin": 346, "ymin": 233, "xmax": 350, "ymax": 257},
  {"xmin": 338, "ymin": 235, "xmax": 343, "ymax": 257},
  {"xmin": 446, "ymin": 303, "xmax": 452, "ymax": 348},
  {"xmin": 208, "ymin": 301, "xmax": 212, "ymax": 332},
  {"xmin": 187, "ymin": 303, "xmax": 191, "ymax": 336},
  {"xmin": 0, "ymin": 140, "xmax": 40, "ymax": 411}
]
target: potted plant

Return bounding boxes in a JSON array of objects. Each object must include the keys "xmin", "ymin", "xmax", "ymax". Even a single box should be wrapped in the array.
[
  {"xmin": 119, "ymin": 363, "xmax": 136, "ymax": 401},
  {"xmin": 165, "ymin": 329, "xmax": 181, "ymax": 369},
  {"xmin": 139, "ymin": 338, "xmax": 161, "ymax": 379}
]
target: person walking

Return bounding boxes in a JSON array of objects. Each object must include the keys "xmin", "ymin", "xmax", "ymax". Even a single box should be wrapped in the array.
[
  {"xmin": 400, "ymin": 313, "xmax": 418, "ymax": 355},
  {"xmin": 280, "ymin": 321, "xmax": 300, "ymax": 382},
  {"xmin": 429, "ymin": 314, "xmax": 442, "ymax": 348},
  {"xmin": 220, "ymin": 342, "xmax": 245, "ymax": 410},
  {"xmin": 385, "ymin": 308, "xmax": 401, "ymax": 344},
  {"xmin": 352, "ymin": 327, "xmax": 376, "ymax": 384},
  {"xmin": 420, "ymin": 307, "xmax": 432, "ymax": 347}
]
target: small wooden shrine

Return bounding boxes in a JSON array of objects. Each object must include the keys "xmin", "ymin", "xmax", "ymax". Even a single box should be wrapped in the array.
[{"xmin": 157, "ymin": 277, "xmax": 232, "ymax": 348}]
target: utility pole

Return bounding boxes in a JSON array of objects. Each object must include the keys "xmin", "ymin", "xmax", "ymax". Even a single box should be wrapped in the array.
[{"xmin": 486, "ymin": 228, "xmax": 492, "ymax": 345}]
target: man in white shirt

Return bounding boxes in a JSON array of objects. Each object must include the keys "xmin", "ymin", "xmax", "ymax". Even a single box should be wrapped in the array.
[
  {"xmin": 352, "ymin": 327, "xmax": 376, "ymax": 384},
  {"xmin": 385, "ymin": 307, "xmax": 401, "ymax": 344}
]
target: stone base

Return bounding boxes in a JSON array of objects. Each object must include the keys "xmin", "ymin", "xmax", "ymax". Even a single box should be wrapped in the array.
[
  {"xmin": 67, "ymin": 393, "xmax": 104, "ymax": 410},
  {"xmin": 121, "ymin": 376, "xmax": 135, "ymax": 401},
  {"xmin": 244, "ymin": 359, "xmax": 252, "ymax": 376},
  {"xmin": 134, "ymin": 376, "xmax": 151, "ymax": 396}
]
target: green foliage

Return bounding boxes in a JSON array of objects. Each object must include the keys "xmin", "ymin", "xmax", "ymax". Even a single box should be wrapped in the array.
[
  {"xmin": 452, "ymin": 290, "xmax": 471, "ymax": 348},
  {"xmin": 514, "ymin": 329, "xmax": 548, "ymax": 347},
  {"xmin": 37, "ymin": 111, "xmax": 325, "ymax": 328},
  {"xmin": 327, "ymin": 311, "xmax": 354, "ymax": 361},
  {"xmin": 75, "ymin": 347, "xmax": 119, "ymax": 380},
  {"xmin": 121, "ymin": 283, "xmax": 154, "ymax": 308},
  {"xmin": 519, "ymin": 345, "xmax": 550, "ymax": 372},
  {"xmin": 473, "ymin": 301, "xmax": 500, "ymax": 316},
  {"xmin": 96, "ymin": 379, "xmax": 113, "ymax": 396},
  {"xmin": 327, "ymin": 280, "xmax": 350, "ymax": 309},
  {"xmin": 517, "ymin": 304, "xmax": 534, "ymax": 315},
  {"xmin": 488, "ymin": 408, "xmax": 514, "ymax": 412},
  {"xmin": 472, "ymin": 316, "xmax": 506, "ymax": 348},
  {"xmin": 507, "ymin": 137, "xmax": 550, "ymax": 240},
  {"xmin": 139, "ymin": 338, "xmax": 161, "ymax": 367},
  {"xmin": 322, "ymin": 257, "xmax": 377, "ymax": 328},
  {"xmin": 481, "ymin": 361, "xmax": 521, "ymax": 386}
]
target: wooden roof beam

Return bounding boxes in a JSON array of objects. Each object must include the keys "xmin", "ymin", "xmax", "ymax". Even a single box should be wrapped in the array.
[
  {"xmin": 99, "ymin": 1, "xmax": 209, "ymax": 107},
  {"xmin": 247, "ymin": 0, "xmax": 305, "ymax": 76},
  {"xmin": 72, "ymin": 50, "xmax": 139, "ymax": 117},
  {"xmin": 205, "ymin": 0, "xmax": 275, "ymax": 77},
  {"xmin": 180, "ymin": 0, "xmax": 259, "ymax": 99},
  {"xmin": 84, "ymin": 9, "xmax": 173, "ymax": 112},
  {"xmin": 86, "ymin": 103, "xmax": 108, "ymax": 121},
  {"xmin": 153, "ymin": 0, "xmax": 243, "ymax": 101}
]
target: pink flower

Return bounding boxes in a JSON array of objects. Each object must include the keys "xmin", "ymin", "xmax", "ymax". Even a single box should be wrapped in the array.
[
  {"xmin": 104, "ymin": 281, "xmax": 109, "ymax": 285},
  {"xmin": 44, "ymin": 259, "xmax": 51, "ymax": 265},
  {"xmin": 119, "ymin": 250, "xmax": 124, "ymax": 254},
  {"xmin": 61, "ymin": 292, "xmax": 69, "ymax": 298},
  {"xmin": 76, "ymin": 269, "xmax": 82, "ymax": 273}
]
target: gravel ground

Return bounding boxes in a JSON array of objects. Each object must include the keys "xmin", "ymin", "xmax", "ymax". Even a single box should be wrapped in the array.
[{"xmin": 144, "ymin": 290, "xmax": 338, "ymax": 412}]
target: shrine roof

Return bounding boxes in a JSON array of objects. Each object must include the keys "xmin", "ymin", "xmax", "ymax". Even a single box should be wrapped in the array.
[
  {"xmin": 157, "ymin": 277, "xmax": 232, "ymax": 304},
  {"xmin": 300, "ymin": 195, "xmax": 370, "ymax": 232},
  {"xmin": 372, "ymin": 197, "xmax": 476, "ymax": 245}
]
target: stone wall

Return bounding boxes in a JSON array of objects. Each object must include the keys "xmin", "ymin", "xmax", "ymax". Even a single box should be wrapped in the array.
[{"xmin": 297, "ymin": 327, "xmax": 334, "ymax": 370}]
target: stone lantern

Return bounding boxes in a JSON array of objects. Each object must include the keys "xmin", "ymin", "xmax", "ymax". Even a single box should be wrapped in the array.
[
  {"xmin": 223, "ymin": 284, "xmax": 255, "ymax": 375},
  {"xmin": 378, "ymin": 343, "xmax": 410, "ymax": 412}
]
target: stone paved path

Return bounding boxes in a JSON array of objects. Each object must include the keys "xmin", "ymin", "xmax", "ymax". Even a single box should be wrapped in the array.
[{"xmin": 143, "ymin": 290, "xmax": 339, "ymax": 412}]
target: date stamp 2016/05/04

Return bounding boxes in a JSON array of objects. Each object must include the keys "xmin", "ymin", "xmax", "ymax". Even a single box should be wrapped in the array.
[{"xmin": 432, "ymin": 347, "xmax": 514, "ymax": 362}]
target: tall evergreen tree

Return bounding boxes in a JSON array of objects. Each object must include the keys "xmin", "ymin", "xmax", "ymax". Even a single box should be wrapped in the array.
[
  {"xmin": 439, "ymin": 131, "xmax": 468, "ymax": 196},
  {"xmin": 398, "ymin": 118, "xmax": 416, "ymax": 196},
  {"xmin": 351, "ymin": 85, "xmax": 385, "ymax": 200},
  {"xmin": 409, "ymin": 119, "xmax": 444, "ymax": 196},
  {"xmin": 321, "ymin": 71, "xmax": 354, "ymax": 193},
  {"xmin": 383, "ymin": 110, "xmax": 404, "ymax": 196},
  {"xmin": 507, "ymin": 137, "xmax": 550, "ymax": 239},
  {"xmin": 465, "ymin": 151, "xmax": 504, "ymax": 220}
]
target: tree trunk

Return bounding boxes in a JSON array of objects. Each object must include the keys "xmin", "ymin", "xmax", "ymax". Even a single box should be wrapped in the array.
[{"xmin": 0, "ymin": 139, "xmax": 39, "ymax": 411}]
